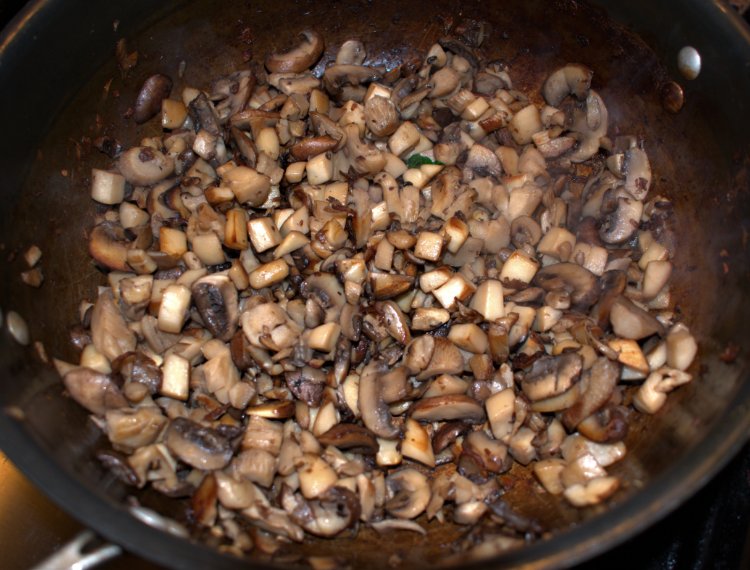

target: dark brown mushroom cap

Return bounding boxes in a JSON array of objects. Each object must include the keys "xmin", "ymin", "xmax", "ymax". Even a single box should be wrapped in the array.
[
  {"xmin": 317, "ymin": 424, "xmax": 378, "ymax": 455},
  {"xmin": 188, "ymin": 91, "xmax": 221, "ymax": 136},
  {"xmin": 534, "ymin": 262, "xmax": 599, "ymax": 311},
  {"xmin": 192, "ymin": 275, "xmax": 240, "ymax": 342},
  {"xmin": 411, "ymin": 395, "xmax": 486, "ymax": 423},
  {"xmin": 89, "ymin": 221, "xmax": 131, "ymax": 272},
  {"xmin": 521, "ymin": 353, "xmax": 583, "ymax": 401},
  {"xmin": 358, "ymin": 359, "xmax": 401, "ymax": 439},
  {"xmin": 134, "ymin": 73, "xmax": 173, "ymax": 124},
  {"xmin": 63, "ymin": 367, "xmax": 128, "ymax": 416},
  {"xmin": 265, "ymin": 30, "xmax": 324, "ymax": 73},
  {"xmin": 165, "ymin": 417, "xmax": 234, "ymax": 471}
]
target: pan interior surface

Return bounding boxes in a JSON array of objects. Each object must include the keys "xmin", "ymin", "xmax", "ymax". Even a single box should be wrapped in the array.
[{"xmin": 0, "ymin": 1, "xmax": 748, "ymax": 568}]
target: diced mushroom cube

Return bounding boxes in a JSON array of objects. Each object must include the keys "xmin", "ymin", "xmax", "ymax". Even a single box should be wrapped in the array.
[
  {"xmin": 161, "ymin": 353, "xmax": 190, "ymax": 400},
  {"xmin": 247, "ymin": 217, "xmax": 281, "ymax": 253},
  {"xmin": 500, "ymin": 250, "xmax": 539, "ymax": 285},
  {"xmin": 191, "ymin": 233, "xmax": 226, "ymax": 266},
  {"xmin": 307, "ymin": 322, "xmax": 341, "ymax": 353},
  {"xmin": 249, "ymin": 259, "xmax": 290, "ymax": 289},
  {"xmin": 157, "ymin": 284, "xmax": 191, "ymax": 333},
  {"xmin": 470, "ymin": 279, "xmax": 505, "ymax": 321},
  {"xmin": 91, "ymin": 168, "xmax": 126, "ymax": 205},
  {"xmin": 414, "ymin": 231, "xmax": 444, "ymax": 262},
  {"xmin": 433, "ymin": 274, "xmax": 476, "ymax": 310}
]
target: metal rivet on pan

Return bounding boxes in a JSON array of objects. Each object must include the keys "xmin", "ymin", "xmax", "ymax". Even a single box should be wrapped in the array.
[
  {"xmin": 660, "ymin": 81, "xmax": 685, "ymax": 113},
  {"xmin": 677, "ymin": 46, "xmax": 701, "ymax": 80}
]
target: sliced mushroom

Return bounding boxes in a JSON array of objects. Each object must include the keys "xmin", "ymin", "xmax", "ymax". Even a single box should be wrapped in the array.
[
  {"xmin": 118, "ymin": 146, "xmax": 175, "ymax": 186},
  {"xmin": 562, "ymin": 356, "xmax": 620, "ymax": 429},
  {"xmin": 89, "ymin": 222, "xmax": 131, "ymax": 272},
  {"xmin": 534, "ymin": 262, "xmax": 599, "ymax": 310},
  {"xmin": 385, "ymin": 468, "xmax": 430, "ymax": 519},
  {"xmin": 290, "ymin": 487, "xmax": 361, "ymax": 537},
  {"xmin": 91, "ymin": 290, "xmax": 136, "ymax": 362},
  {"xmin": 411, "ymin": 395, "xmax": 486, "ymax": 424},
  {"xmin": 542, "ymin": 64, "xmax": 594, "ymax": 106},
  {"xmin": 285, "ymin": 366, "xmax": 326, "ymax": 407},
  {"xmin": 335, "ymin": 39, "xmax": 366, "ymax": 65},
  {"xmin": 191, "ymin": 275, "xmax": 239, "ymax": 342},
  {"xmin": 105, "ymin": 406, "xmax": 168, "ymax": 451},
  {"xmin": 568, "ymin": 90, "xmax": 608, "ymax": 163},
  {"xmin": 323, "ymin": 65, "xmax": 383, "ymax": 97},
  {"xmin": 265, "ymin": 30, "xmax": 324, "ymax": 73},
  {"xmin": 300, "ymin": 272, "xmax": 346, "ymax": 323},
  {"xmin": 317, "ymin": 424, "xmax": 378, "ymax": 455},
  {"xmin": 599, "ymin": 188, "xmax": 643, "ymax": 244},
  {"xmin": 165, "ymin": 417, "xmax": 234, "ymax": 470},
  {"xmin": 358, "ymin": 359, "xmax": 401, "ymax": 439},
  {"xmin": 63, "ymin": 367, "xmax": 128, "ymax": 415},
  {"xmin": 521, "ymin": 353, "xmax": 583, "ymax": 401},
  {"xmin": 458, "ymin": 430, "xmax": 510, "ymax": 479}
]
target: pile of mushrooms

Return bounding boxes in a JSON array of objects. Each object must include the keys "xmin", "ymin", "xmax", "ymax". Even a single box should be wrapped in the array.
[{"xmin": 58, "ymin": 27, "xmax": 698, "ymax": 560}]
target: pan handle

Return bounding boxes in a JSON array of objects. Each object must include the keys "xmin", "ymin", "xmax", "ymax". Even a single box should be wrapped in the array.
[
  {"xmin": 30, "ymin": 504, "xmax": 189, "ymax": 570},
  {"xmin": 31, "ymin": 530, "xmax": 121, "ymax": 570}
]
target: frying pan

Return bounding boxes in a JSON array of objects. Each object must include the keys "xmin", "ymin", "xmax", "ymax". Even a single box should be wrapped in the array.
[{"xmin": 1, "ymin": 0, "xmax": 749, "ymax": 568}]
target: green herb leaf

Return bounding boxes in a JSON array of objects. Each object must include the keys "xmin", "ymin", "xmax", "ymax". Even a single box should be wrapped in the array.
[{"xmin": 405, "ymin": 154, "xmax": 443, "ymax": 169}]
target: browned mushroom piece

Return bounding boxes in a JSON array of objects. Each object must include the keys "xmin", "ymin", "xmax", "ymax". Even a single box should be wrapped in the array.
[
  {"xmin": 411, "ymin": 395, "xmax": 486, "ymax": 423},
  {"xmin": 521, "ymin": 353, "xmax": 583, "ymax": 401},
  {"xmin": 112, "ymin": 351, "xmax": 162, "ymax": 395},
  {"xmin": 265, "ymin": 30, "xmax": 324, "ymax": 73},
  {"xmin": 90, "ymin": 289, "xmax": 136, "ymax": 362},
  {"xmin": 285, "ymin": 366, "xmax": 327, "ymax": 407},
  {"xmin": 542, "ymin": 64, "xmax": 594, "ymax": 106},
  {"xmin": 577, "ymin": 405, "xmax": 630, "ymax": 443},
  {"xmin": 358, "ymin": 359, "xmax": 401, "ymax": 439},
  {"xmin": 432, "ymin": 421, "xmax": 471, "ymax": 453},
  {"xmin": 134, "ymin": 73, "xmax": 173, "ymax": 124},
  {"xmin": 609, "ymin": 295, "xmax": 666, "ymax": 340},
  {"xmin": 118, "ymin": 146, "xmax": 175, "ymax": 186},
  {"xmin": 105, "ymin": 406, "xmax": 168, "ymax": 450},
  {"xmin": 385, "ymin": 468, "xmax": 431, "ymax": 519},
  {"xmin": 534, "ymin": 262, "xmax": 600, "ymax": 311},
  {"xmin": 599, "ymin": 188, "xmax": 643, "ymax": 244},
  {"xmin": 589, "ymin": 270, "xmax": 627, "ymax": 329},
  {"xmin": 191, "ymin": 275, "xmax": 240, "ymax": 341},
  {"xmin": 365, "ymin": 95, "xmax": 399, "ymax": 137},
  {"xmin": 375, "ymin": 301, "xmax": 412, "ymax": 346},
  {"xmin": 289, "ymin": 136, "xmax": 338, "ymax": 161},
  {"xmin": 323, "ymin": 64, "xmax": 383, "ymax": 97},
  {"xmin": 63, "ymin": 367, "xmax": 128, "ymax": 416},
  {"xmin": 458, "ymin": 430, "xmax": 511, "ymax": 480},
  {"xmin": 165, "ymin": 417, "xmax": 234, "ymax": 470},
  {"xmin": 317, "ymin": 424, "xmax": 378, "ymax": 455},
  {"xmin": 370, "ymin": 272, "xmax": 415, "ymax": 299},
  {"xmin": 510, "ymin": 216, "xmax": 542, "ymax": 248},
  {"xmin": 562, "ymin": 357, "xmax": 620, "ymax": 429},
  {"xmin": 89, "ymin": 221, "xmax": 132, "ymax": 272},
  {"xmin": 300, "ymin": 272, "xmax": 346, "ymax": 323},
  {"xmin": 291, "ymin": 487, "xmax": 361, "ymax": 538}
]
